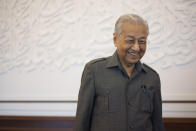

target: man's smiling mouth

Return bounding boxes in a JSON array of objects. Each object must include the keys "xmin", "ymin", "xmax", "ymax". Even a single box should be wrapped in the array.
[{"xmin": 127, "ymin": 50, "xmax": 139, "ymax": 58}]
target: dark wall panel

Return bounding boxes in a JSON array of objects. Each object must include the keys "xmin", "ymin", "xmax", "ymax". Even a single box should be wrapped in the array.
[{"xmin": 0, "ymin": 116, "xmax": 196, "ymax": 131}]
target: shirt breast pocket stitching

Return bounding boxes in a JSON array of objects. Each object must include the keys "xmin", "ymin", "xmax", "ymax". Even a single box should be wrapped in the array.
[{"xmin": 104, "ymin": 89, "xmax": 121, "ymax": 113}]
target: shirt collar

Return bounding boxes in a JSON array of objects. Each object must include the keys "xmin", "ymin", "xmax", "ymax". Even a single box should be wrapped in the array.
[
  {"xmin": 105, "ymin": 51, "xmax": 120, "ymax": 68},
  {"xmin": 106, "ymin": 50, "xmax": 147, "ymax": 73}
]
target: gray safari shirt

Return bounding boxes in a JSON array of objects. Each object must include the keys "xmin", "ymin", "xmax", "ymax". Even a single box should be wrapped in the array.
[{"xmin": 74, "ymin": 51, "xmax": 165, "ymax": 131}]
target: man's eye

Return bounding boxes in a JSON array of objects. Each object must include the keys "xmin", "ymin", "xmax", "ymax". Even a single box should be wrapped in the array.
[
  {"xmin": 138, "ymin": 40, "xmax": 146, "ymax": 44},
  {"xmin": 126, "ymin": 40, "xmax": 134, "ymax": 44}
]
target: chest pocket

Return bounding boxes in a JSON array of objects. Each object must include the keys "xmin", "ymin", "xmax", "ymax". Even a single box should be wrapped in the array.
[
  {"xmin": 104, "ymin": 88, "xmax": 121, "ymax": 112},
  {"xmin": 94, "ymin": 88, "xmax": 121, "ymax": 113},
  {"xmin": 139, "ymin": 85, "xmax": 154, "ymax": 114}
]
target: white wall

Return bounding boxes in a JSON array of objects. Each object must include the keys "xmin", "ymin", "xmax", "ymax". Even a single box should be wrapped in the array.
[
  {"xmin": 0, "ymin": 0, "xmax": 196, "ymax": 117},
  {"xmin": 1, "ymin": 102, "xmax": 196, "ymax": 118}
]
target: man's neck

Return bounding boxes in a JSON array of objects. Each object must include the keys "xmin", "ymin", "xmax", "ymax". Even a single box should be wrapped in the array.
[{"xmin": 122, "ymin": 62, "xmax": 135, "ymax": 78}]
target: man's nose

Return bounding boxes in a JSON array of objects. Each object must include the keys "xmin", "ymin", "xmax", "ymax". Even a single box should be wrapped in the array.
[{"xmin": 131, "ymin": 41, "xmax": 140, "ymax": 51}]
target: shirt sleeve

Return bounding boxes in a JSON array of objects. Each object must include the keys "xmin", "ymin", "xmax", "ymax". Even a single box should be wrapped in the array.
[
  {"xmin": 73, "ymin": 63, "xmax": 95, "ymax": 131},
  {"xmin": 152, "ymin": 74, "xmax": 165, "ymax": 131}
]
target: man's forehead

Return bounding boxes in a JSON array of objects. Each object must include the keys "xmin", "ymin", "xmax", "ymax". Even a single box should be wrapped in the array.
[
  {"xmin": 125, "ymin": 35, "xmax": 147, "ymax": 39},
  {"xmin": 122, "ymin": 22, "xmax": 147, "ymax": 32},
  {"xmin": 121, "ymin": 27, "xmax": 148, "ymax": 38}
]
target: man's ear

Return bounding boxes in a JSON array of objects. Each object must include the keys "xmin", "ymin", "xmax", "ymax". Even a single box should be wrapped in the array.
[{"xmin": 113, "ymin": 33, "xmax": 117, "ymax": 47}]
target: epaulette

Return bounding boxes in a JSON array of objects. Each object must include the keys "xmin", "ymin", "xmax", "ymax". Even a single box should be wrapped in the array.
[
  {"xmin": 142, "ymin": 63, "xmax": 158, "ymax": 75},
  {"xmin": 87, "ymin": 57, "xmax": 106, "ymax": 65}
]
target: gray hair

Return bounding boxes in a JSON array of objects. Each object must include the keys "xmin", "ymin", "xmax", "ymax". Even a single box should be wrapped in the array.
[{"xmin": 114, "ymin": 14, "xmax": 149, "ymax": 37}]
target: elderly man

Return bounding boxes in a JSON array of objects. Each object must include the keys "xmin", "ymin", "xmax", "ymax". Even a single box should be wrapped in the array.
[{"xmin": 74, "ymin": 14, "xmax": 165, "ymax": 131}]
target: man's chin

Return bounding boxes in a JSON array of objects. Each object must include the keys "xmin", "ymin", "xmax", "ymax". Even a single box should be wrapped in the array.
[
  {"xmin": 127, "ymin": 57, "xmax": 140, "ymax": 63},
  {"xmin": 125, "ymin": 59, "xmax": 139, "ymax": 65}
]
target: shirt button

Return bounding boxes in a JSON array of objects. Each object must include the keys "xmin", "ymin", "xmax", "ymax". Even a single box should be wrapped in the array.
[
  {"xmin": 129, "ymin": 124, "xmax": 134, "ymax": 129},
  {"xmin": 128, "ymin": 101, "xmax": 132, "ymax": 106},
  {"xmin": 106, "ymin": 89, "xmax": 110, "ymax": 95}
]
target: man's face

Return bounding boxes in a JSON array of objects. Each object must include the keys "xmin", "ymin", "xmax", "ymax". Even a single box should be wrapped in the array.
[{"xmin": 113, "ymin": 22, "xmax": 148, "ymax": 67}]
